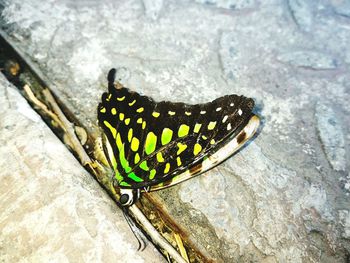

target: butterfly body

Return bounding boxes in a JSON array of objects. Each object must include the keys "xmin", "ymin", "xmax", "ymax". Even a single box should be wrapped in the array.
[{"xmin": 98, "ymin": 69, "xmax": 259, "ymax": 206}]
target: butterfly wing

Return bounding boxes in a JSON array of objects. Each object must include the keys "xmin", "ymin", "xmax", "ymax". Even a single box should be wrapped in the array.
[
  {"xmin": 98, "ymin": 85, "xmax": 259, "ymax": 190},
  {"xmin": 98, "ymin": 87, "xmax": 156, "ymax": 187}
]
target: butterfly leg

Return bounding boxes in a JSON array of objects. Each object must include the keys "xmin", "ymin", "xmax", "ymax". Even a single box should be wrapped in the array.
[{"xmin": 136, "ymin": 188, "xmax": 141, "ymax": 199}]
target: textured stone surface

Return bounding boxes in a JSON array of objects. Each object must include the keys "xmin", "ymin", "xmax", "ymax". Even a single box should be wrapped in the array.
[
  {"xmin": 194, "ymin": 0, "xmax": 258, "ymax": 10},
  {"xmin": 0, "ymin": 74, "xmax": 164, "ymax": 262},
  {"xmin": 315, "ymin": 102, "xmax": 346, "ymax": 171},
  {"xmin": 1, "ymin": 0, "xmax": 349, "ymax": 262}
]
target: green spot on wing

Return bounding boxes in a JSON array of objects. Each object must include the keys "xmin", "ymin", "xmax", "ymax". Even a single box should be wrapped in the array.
[
  {"xmin": 140, "ymin": 160, "xmax": 149, "ymax": 171},
  {"xmin": 152, "ymin": 112, "xmax": 160, "ymax": 117},
  {"xmin": 164, "ymin": 163, "xmax": 170, "ymax": 173},
  {"xmin": 103, "ymin": 121, "xmax": 116, "ymax": 138},
  {"xmin": 161, "ymin": 128, "xmax": 173, "ymax": 145},
  {"xmin": 131, "ymin": 137, "xmax": 139, "ymax": 151},
  {"xmin": 116, "ymin": 133, "xmax": 132, "ymax": 174},
  {"xmin": 177, "ymin": 142, "xmax": 187, "ymax": 155},
  {"xmin": 128, "ymin": 128, "xmax": 133, "ymax": 142},
  {"xmin": 157, "ymin": 152, "xmax": 165, "ymax": 162},
  {"xmin": 208, "ymin": 121, "xmax": 216, "ymax": 130},
  {"xmin": 177, "ymin": 157, "xmax": 182, "ymax": 166},
  {"xmin": 134, "ymin": 153, "xmax": 140, "ymax": 164},
  {"xmin": 145, "ymin": 132, "xmax": 157, "ymax": 154},
  {"xmin": 128, "ymin": 172, "xmax": 143, "ymax": 182},
  {"xmin": 178, "ymin": 124, "xmax": 190, "ymax": 137},
  {"xmin": 193, "ymin": 143, "xmax": 202, "ymax": 156},
  {"xmin": 194, "ymin": 123, "xmax": 201, "ymax": 133},
  {"xmin": 120, "ymin": 181, "xmax": 131, "ymax": 187},
  {"xmin": 149, "ymin": 169, "xmax": 156, "ymax": 179},
  {"xmin": 114, "ymin": 171, "xmax": 123, "ymax": 183}
]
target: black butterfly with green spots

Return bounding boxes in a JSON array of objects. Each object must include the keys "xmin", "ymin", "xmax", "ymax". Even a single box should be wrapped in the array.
[{"xmin": 98, "ymin": 69, "xmax": 260, "ymax": 206}]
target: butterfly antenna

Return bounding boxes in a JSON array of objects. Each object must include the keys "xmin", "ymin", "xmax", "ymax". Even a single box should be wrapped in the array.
[
  {"xmin": 122, "ymin": 207, "xmax": 147, "ymax": 251},
  {"xmin": 107, "ymin": 68, "xmax": 116, "ymax": 92}
]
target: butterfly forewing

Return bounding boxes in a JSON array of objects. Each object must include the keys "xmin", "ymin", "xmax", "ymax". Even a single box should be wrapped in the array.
[
  {"xmin": 145, "ymin": 95, "xmax": 256, "ymax": 190},
  {"xmin": 98, "ymin": 87, "xmax": 156, "ymax": 186},
  {"xmin": 98, "ymin": 85, "xmax": 256, "ymax": 189}
]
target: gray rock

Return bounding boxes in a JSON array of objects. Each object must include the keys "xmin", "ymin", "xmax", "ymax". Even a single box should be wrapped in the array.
[
  {"xmin": 331, "ymin": 0, "xmax": 350, "ymax": 18},
  {"xmin": 339, "ymin": 209, "xmax": 350, "ymax": 239},
  {"xmin": 219, "ymin": 32, "xmax": 241, "ymax": 80},
  {"xmin": 277, "ymin": 51, "xmax": 338, "ymax": 70},
  {"xmin": 315, "ymin": 102, "xmax": 346, "ymax": 171},
  {"xmin": 194, "ymin": 0, "xmax": 258, "ymax": 10},
  {"xmin": 142, "ymin": 0, "xmax": 164, "ymax": 20},
  {"xmin": 287, "ymin": 0, "xmax": 314, "ymax": 31},
  {"xmin": 1, "ymin": 0, "xmax": 349, "ymax": 262}
]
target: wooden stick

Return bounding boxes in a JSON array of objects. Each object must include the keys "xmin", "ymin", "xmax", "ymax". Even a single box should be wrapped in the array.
[
  {"xmin": 23, "ymin": 84, "xmax": 65, "ymax": 129},
  {"xmin": 42, "ymin": 88, "xmax": 91, "ymax": 166},
  {"xmin": 174, "ymin": 232, "xmax": 189, "ymax": 262}
]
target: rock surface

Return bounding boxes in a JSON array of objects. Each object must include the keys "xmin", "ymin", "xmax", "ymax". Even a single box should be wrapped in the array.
[
  {"xmin": 0, "ymin": 74, "xmax": 164, "ymax": 262},
  {"xmin": 1, "ymin": 0, "xmax": 349, "ymax": 262}
]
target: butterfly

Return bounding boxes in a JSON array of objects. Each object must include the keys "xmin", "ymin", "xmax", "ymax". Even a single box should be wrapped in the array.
[{"xmin": 98, "ymin": 68, "xmax": 260, "ymax": 207}]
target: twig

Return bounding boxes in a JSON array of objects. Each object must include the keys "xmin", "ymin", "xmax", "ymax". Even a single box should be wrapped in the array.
[
  {"xmin": 129, "ymin": 205, "xmax": 187, "ymax": 263},
  {"xmin": 23, "ymin": 84, "xmax": 65, "ymax": 129},
  {"xmin": 42, "ymin": 88, "xmax": 92, "ymax": 166},
  {"xmin": 174, "ymin": 233, "xmax": 189, "ymax": 263}
]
